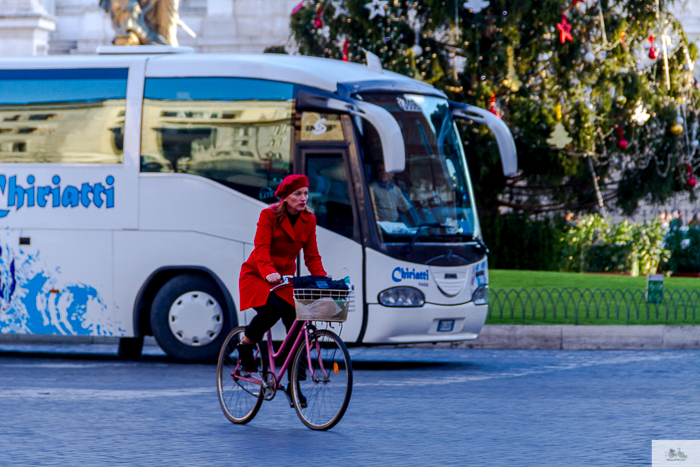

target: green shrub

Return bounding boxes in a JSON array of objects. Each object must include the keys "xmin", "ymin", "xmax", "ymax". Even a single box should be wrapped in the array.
[
  {"xmin": 665, "ymin": 226, "xmax": 700, "ymax": 273},
  {"xmin": 563, "ymin": 214, "xmax": 669, "ymax": 275},
  {"xmin": 632, "ymin": 220, "xmax": 670, "ymax": 275},
  {"xmin": 483, "ymin": 212, "xmax": 669, "ymax": 274},
  {"xmin": 559, "ymin": 214, "xmax": 610, "ymax": 272},
  {"xmin": 584, "ymin": 244, "xmax": 635, "ymax": 273}
]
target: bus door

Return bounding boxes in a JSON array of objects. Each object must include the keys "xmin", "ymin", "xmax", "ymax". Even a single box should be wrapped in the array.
[{"xmin": 283, "ymin": 142, "xmax": 365, "ymax": 342}]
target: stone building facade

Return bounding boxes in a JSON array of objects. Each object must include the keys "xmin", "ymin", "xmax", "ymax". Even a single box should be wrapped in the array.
[
  {"xmin": 0, "ymin": 0, "xmax": 299, "ymax": 56},
  {"xmin": 0, "ymin": 0, "xmax": 56, "ymax": 56}
]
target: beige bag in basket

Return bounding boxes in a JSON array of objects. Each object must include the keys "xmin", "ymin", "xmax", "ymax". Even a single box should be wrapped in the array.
[{"xmin": 295, "ymin": 297, "xmax": 344, "ymax": 321}]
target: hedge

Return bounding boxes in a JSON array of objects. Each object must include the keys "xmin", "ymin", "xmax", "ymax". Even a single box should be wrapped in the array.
[{"xmin": 480, "ymin": 213, "xmax": 671, "ymax": 275}]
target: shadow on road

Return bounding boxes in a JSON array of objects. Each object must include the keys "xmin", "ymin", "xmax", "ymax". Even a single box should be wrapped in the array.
[
  {"xmin": 351, "ymin": 360, "xmax": 479, "ymax": 371},
  {"xmin": 0, "ymin": 349, "xmax": 484, "ymax": 372},
  {"xmin": 0, "ymin": 349, "xmax": 173, "ymax": 363}
]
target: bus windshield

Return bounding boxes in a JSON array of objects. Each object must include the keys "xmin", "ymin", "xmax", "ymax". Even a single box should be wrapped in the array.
[{"xmin": 357, "ymin": 93, "xmax": 478, "ymax": 243}]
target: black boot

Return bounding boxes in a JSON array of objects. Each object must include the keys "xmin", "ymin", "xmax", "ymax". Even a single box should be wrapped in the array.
[{"xmin": 236, "ymin": 343, "xmax": 258, "ymax": 372}]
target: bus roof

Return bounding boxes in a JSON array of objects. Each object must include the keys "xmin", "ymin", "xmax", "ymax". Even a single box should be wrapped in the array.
[
  {"xmin": 0, "ymin": 53, "xmax": 446, "ymax": 98},
  {"xmin": 145, "ymin": 54, "xmax": 446, "ymax": 98}
]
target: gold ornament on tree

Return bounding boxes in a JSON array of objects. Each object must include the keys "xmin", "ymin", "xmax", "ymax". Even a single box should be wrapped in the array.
[
  {"xmin": 547, "ymin": 104, "xmax": 572, "ymax": 149},
  {"xmin": 446, "ymin": 25, "xmax": 463, "ymax": 82},
  {"xmin": 548, "ymin": 122, "xmax": 572, "ymax": 148},
  {"xmin": 671, "ymin": 121, "xmax": 684, "ymax": 135},
  {"xmin": 502, "ymin": 46, "xmax": 522, "ymax": 92},
  {"xmin": 670, "ymin": 109, "xmax": 685, "ymax": 136}
]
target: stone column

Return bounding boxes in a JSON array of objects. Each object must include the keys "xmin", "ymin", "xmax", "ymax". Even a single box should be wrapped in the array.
[{"xmin": 0, "ymin": 0, "xmax": 56, "ymax": 56}]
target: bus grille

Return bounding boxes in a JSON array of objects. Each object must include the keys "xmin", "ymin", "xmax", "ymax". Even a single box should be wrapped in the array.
[{"xmin": 429, "ymin": 266, "xmax": 468, "ymax": 297}]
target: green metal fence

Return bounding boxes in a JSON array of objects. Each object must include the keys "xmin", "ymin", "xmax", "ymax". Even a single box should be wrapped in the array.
[{"xmin": 488, "ymin": 288, "xmax": 700, "ymax": 324}]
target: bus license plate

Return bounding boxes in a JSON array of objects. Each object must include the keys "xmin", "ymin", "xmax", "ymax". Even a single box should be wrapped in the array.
[{"xmin": 437, "ymin": 320, "xmax": 455, "ymax": 332}]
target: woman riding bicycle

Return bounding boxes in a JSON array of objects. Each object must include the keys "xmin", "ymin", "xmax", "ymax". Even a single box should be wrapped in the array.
[{"xmin": 237, "ymin": 174, "xmax": 327, "ymax": 386}]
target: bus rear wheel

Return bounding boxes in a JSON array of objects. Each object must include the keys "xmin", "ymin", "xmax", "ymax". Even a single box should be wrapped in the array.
[{"xmin": 151, "ymin": 274, "xmax": 228, "ymax": 362}]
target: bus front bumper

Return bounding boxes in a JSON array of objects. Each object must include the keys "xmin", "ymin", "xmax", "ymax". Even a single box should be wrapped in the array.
[{"xmin": 361, "ymin": 302, "xmax": 488, "ymax": 344}]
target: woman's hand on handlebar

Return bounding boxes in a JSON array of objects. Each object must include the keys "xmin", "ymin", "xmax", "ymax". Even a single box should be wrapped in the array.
[{"xmin": 266, "ymin": 272, "xmax": 282, "ymax": 284}]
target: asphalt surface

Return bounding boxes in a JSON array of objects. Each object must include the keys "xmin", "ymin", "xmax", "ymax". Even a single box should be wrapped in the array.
[{"xmin": 0, "ymin": 343, "xmax": 698, "ymax": 466}]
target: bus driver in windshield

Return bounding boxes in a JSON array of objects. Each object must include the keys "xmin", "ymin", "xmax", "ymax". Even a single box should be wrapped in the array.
[{"xmin": 369, "ymin": 163, "xmax": 410, "ymax": 222}]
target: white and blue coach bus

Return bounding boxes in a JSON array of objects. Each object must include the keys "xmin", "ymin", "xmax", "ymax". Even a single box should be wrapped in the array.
[{"xmin": 0, "ymin": 48, "xmax": 516, "ymax": 361}]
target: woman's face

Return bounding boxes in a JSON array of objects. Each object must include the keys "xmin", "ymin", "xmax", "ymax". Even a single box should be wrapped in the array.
[{"xmin": 285, "ymin": 187, "xmax": 309, "ymax": 214}]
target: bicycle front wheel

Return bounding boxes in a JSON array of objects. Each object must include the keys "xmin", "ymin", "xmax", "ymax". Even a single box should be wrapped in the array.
[
  {"xmin": 291, "ymin": 329, "xmax": 353, "ymax": 431},
  {"xmin": 216, "ymin": 326, "xmax": 264, "ymax": 424}
]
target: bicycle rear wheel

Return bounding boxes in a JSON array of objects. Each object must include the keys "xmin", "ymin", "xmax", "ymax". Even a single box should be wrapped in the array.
[
  {"xmin": 216, "ymin": 326, "xmax": 264, "ymax": 424},
  {"xmin": 291, "ymin": 329, "xmax": 353, "ymax": 431}
]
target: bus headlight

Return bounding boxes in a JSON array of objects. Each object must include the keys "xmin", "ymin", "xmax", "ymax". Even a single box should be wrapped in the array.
[
  {"xmin": 378, "ymin": 287, "xmax": 425, "ymax": 307},
  {"xmin": 472, "ymin": 284, "xmax": 489, "ymax": 305}
]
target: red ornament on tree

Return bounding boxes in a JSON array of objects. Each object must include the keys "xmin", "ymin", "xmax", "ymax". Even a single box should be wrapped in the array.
[
  {"xmin": 488, "ymin": 93, "xmax": 501, "ymax": 118},
  {"xmin": 617, "ymin": 126, "xmax": 628, "ymax": 150},
  {"xmin": 556, "ymin": 14, "xmax": 573, "ymax": 44},
  {"xmin": 648, "ymin": 35, "xmax": 658, "ymax": 59},
  {"xmin": 342, "ymin": 38, "xmax": 349, "ymax": 62},
  {"xmin": 314, "ymin": 5, "xmax": 324, "ymax": 28},
  {"xmin": 687, "ymin": 163, "xmax": 696, "ymax": 189}
]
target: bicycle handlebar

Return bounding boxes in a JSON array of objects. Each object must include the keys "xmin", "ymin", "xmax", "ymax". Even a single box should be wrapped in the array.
[{"xmin": 269, "ymin": 275, "xmax": 295, "ymax": 292}]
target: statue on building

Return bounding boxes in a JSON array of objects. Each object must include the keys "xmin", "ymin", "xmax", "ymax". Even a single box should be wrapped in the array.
[{"xmin": 100, "ymin": 0, "xmax": 195, "ymax": 46}]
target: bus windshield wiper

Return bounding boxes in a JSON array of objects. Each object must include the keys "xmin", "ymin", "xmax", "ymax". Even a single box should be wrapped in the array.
[{"xmin": 401, "ymin": 223, "xmax": 451, "ymax": 256}]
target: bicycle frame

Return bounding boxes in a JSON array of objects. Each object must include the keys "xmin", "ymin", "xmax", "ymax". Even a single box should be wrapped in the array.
[
  {"xmin": 233, "ymin": 275, "xmax": 332, "ymax": 391},
  {"xmin": 233, "ymin": 320, "xmax": 330, "ymax": 388}
]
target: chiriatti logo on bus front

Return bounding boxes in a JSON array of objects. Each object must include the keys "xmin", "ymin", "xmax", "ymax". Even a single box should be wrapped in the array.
[
  {"xmin": 392, "ymin": 267, "xmax": 430, "ymax": 287},
  {"xmin": 0, "ymin": 174, "xmax": 115, "ymax": 218}
]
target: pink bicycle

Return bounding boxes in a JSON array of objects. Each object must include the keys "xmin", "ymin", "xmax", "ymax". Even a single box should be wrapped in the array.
[{"xmin": 216, "ymin": 275, "xmax": 353, "ymax": 431}]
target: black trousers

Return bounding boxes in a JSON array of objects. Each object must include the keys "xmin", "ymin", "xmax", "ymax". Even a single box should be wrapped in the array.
[{"xmin": 244, "ymin": 292, "xmax": 298, "ymax": 344}]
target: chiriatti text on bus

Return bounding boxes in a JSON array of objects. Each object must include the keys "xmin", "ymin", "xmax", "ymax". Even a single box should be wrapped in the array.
[{"xmin": 0, "ymin": 174, "xmax": 115, "ymax": 217}]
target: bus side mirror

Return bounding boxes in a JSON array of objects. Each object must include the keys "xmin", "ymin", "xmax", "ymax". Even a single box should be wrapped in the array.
[
  {"xmin": 449, "ymin": 101, "xmax": 518, "ymax": 177},
  {"xmin": 296, "ymin": 88, "xmax": 406, "ymax": 173}
]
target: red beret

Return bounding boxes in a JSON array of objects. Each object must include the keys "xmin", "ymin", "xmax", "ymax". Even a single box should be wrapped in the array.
[{"xmin": 275, "ymin": 174, "xmax": 309, "ymax": 199}]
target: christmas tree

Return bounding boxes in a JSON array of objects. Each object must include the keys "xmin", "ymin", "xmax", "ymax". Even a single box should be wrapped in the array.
[{"xmin": 289, "ymin": 0, "xmax": 700, "ymax": 215}]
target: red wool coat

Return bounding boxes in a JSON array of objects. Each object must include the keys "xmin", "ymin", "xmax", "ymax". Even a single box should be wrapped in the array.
[{"xmin": 239, "ymin": 207, "xmax": 327, "ymax": 311}]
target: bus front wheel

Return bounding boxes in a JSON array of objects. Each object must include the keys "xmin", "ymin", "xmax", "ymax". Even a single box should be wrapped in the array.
[{"xmin": 151, "ymin": 274, "xmax": 229, "ymax": 362}]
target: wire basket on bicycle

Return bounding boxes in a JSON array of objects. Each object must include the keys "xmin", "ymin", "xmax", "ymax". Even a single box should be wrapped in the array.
[{"xmin": 292, "ymin": 276, "xmax": 350, "ymax": 322}]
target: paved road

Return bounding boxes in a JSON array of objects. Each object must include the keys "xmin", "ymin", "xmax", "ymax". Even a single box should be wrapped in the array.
[{"xmin": 0, "ymin": 344, "xmax": 698, "ymax": 466}]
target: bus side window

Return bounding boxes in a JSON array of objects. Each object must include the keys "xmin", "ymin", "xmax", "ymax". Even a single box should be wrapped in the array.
[
  {"xmin": 305, "ymin": 154, "xmax": 355, "ymax": 240},
  {"xmin": 0, "ymin": 69, "xmax": 127, "ymax": 164},
  {"xmin": 140, "ymin": 77, "xmax": 295, "ymax": 204}
]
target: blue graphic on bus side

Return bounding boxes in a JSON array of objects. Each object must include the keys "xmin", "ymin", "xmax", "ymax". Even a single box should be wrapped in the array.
[
  {"xmin": 392, "ymin": 267, "xmax": 429, "ymax": 283},
  {"xmin": 0, "ymin": 233, "xmax": 114, "ymax": 336},
  {"xmin": 474, "ymin": 260, "xmax": 487, "ymax": 286},
  {"xmin": 0, "ymin": 174, "xmax": 115, "ymax": 218}
]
